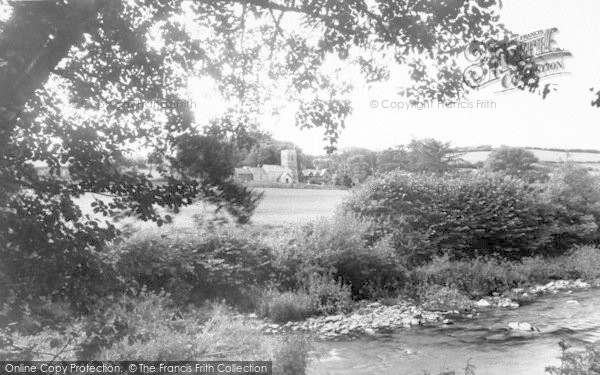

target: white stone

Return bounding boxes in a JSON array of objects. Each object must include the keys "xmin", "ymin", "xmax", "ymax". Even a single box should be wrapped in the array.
[
  {"xmin": 324, "ymin": 315, "xmax": 343, "ymax": 322},
  {"xmin": 509, "ymin": 322, "xmax": 538, "ymax": 331},
  {"xmin": 364, "ymin": 328, "xmax": 376, "ymax": 335}
]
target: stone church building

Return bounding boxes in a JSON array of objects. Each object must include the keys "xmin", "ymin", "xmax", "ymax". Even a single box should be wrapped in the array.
[{"xmin": 234, "ymin": 149, "xmax": 299, "ymax": 184}]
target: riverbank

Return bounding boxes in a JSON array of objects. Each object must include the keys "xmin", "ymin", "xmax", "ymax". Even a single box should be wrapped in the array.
[
  {"xmin": 310, "ymin": 288, "xmax": 600, "ymax": 375},
  {"xmin": 248, "ymin": 278, "xmax": 597, "ymax": 341}
]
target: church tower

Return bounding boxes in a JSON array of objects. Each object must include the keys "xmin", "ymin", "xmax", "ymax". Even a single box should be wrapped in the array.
[{"xmin": 280, "ymin": 149, "xmax": 299, "ymax": 182}]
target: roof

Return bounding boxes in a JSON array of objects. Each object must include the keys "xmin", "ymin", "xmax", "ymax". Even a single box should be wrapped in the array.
[
  {"xmin": 234, "ymin": 167, "xmax": 252, "ymax": 175},
  {"xmin": 247, "ymin": 167, "xmax": 268, "ymax": 176},
  {"xmin": 261, "ymin": 164, "xmax": 293, "ymax": 173},
  {"xmin": 302, "ymin": 168, "xmax": 329, "ymax": 177}
]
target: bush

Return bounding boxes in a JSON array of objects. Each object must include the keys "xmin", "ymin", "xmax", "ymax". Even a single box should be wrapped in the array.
[
  {"xmin": 418, "ymin": 285, "xmax": 474, "ymax": 311},
  {"xmin": 546, "ymin": 341, "xmax": 600, "ymax": 375},
  {"xmin": 5, "ymin": 291, "xmax": 313, "ymax": 374},
  {"xmin": 543, "ymin": 163, "xmax": 600, "ymax": 248},
  {"xmin": 511, "ymin": 257, "xmax": 567, "ymax": 284},
  {"xmin": 484, "ymin": 146, "xmax": 544, "ymax": 181},
  {"xmin": 305, "ymin": 274, "xmax": 352, "ymax": 315},
  {"xmin": 272, "ymin": 336, "xmax": 312, "ymax": 375},
  {"xmin": 275, "ymin": 215, "xmax": 408, "ymax": 299},
  {"xmin": 408, "ymin": 247, "xmax": 600, "ymax": 301},
  {"xmin": 345, "ymin": 171, "xmax": 592, "ymax": 264},
  {"xmin": 258, "ymin": 276, "xmax": 352, "ymax": 323},
  {"xmin": 113, "ymin": 226, "xmax": 277, "ymax": 306},
  {"xmin": 258, "ymin": 289, "xmax": 316, "ymax": 323},
  {"xmin": 561, "ymin": 246, "xmax": 600, "ymax": 280},
  {"xmin": 410, "ymin": 256, "xmax": 524, "ymax": 298}
]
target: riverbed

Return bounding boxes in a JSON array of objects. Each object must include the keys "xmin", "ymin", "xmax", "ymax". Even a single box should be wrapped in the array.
[{"xmin": 310, "ymin": 289, "xmax": 600, "ymax": 375}]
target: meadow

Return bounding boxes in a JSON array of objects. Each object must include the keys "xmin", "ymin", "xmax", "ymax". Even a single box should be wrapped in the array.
[
  {"xmin": 462, "ymin": 149, "xmax": 600, "ymax": 164},
  {"xmin": 76, "ymin": 187, "xmax": 348, "ymax": 229}
]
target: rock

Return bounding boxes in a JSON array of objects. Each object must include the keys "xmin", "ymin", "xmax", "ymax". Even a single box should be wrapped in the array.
[
  {"xmin": 573, "ymin": 279, "xmax": 590, "ymax": 288},
  {"xmin": 364, "ymin": 328, "xmax": 376, "ymax": 335},
  {"xmin": 475, "ymin": 299, "xmax": 491, "ymax": 307},
  {"xmin": 442, "ymin": 319, "xmax": 454, "ymax": 325},
  {"xmin": 498, "ymin": 298, "xmax": 519, "ymax": 308},
  {"xmin": 324, "ymin": 315, "xmax": 343, "ymax": 323},
  {"xmin": 566, "ymin": 300, "xmax": 580, "ymax": 305},
  {"xmin": 508, "ymin": 322, "xmax": 539, "ymax": 332}
]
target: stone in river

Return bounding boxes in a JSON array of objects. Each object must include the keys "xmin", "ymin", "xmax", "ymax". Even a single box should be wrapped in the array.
[
  {"xmin": 324, "ymin": 315, "xmax": 343, "ymax": 322},
  {"xmin": 508, "ymin": 322, "xmax": 539, "ymax": 332}
]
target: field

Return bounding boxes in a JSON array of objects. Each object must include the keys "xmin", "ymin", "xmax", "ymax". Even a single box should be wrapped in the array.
[
  {"xmin": 76, "ymin": 187, "xmax": 349, "ymax": 229},
  {"xmin": 249, "ymin": 188, "xmax": 348, "ymax": 225},
  {"xmin": 462, "ymin": 149, "xmax": 600, "ymax": 164}
]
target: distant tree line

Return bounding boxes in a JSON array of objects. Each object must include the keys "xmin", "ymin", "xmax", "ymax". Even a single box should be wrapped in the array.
[{"xmin": 114, "ymin": 137, "xmax": 586, "ymax": 189}]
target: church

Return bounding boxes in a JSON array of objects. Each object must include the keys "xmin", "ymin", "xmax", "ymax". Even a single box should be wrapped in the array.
[{"xmin": 234, "ymin": 149, "xmax": 299, "ymax": 184}]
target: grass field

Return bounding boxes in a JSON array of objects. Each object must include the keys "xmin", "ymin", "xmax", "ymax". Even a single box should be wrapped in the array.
[
  {"xmin": 76, "ymin": 187, "xmax": 349, "ymax": 229},
  {"xmin": 462, "ymin": 149, "xmax": 600, "ymax": 164}
]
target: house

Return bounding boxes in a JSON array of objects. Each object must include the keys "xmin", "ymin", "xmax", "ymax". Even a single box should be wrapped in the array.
[{"xmin": 301, "ymin": 168, "xmax": 331, "ymax": 184}]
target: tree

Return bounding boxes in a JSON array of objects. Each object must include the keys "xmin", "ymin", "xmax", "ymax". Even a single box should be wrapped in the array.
[
  {"xmin": 334, "ymin": 173, "xmax": 353, "ymax": 188},
  {"xmin": 147, "ymin": 150, "xmax": 164, "ymax": 174},
  {"xmin": 484, "ymin": 146, "xmax": 539, "ymax": 177},
  {"xmin": 0, "ymin": 0, "xmax": 506, "ymax": 315},
  {"xmin": 406, "ymin": 138, "xmax": 463, "ymax": 173},
  {"xmin": 346, "ymin": 154, "xmax": 372, "ymax": 184},
  {"xmin": 376, "ymin": 146, "xmax": 409, "ymax": 173},
  {"xmin": 243, "ymin": 144, "xmax": 281, "ymax": 166},
  {"xmin": 174, "ymin": 134, "xmax": 263, "ymax": 223}
]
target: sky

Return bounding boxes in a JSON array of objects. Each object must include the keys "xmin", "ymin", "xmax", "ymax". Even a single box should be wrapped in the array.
[{"xmin": 190, "ymin": 0, "xmax": 600, "ymax": 156}]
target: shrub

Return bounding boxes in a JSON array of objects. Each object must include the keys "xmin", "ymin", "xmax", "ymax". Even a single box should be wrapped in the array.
[
  {"xmin": 113, "ymin": 226, "xmax": 277, "ymax": 306},
  {"xmin": 305, "ymin": 274, "xmax": 352, "ymax": 315},
  {"xmin": 258, "ymin": 289, "xmax": 316, "ymax": 323},
  {"xmin": 511, "ymin": 257, "xmax": 567, "ymax": 284},
  {"xmin": 94, "ymin": 293, "xmax": 280, "ymax": 361},
  {"xmin": 275, "ymin": 215, "xmax": 408, "ymax": 299},
  {"xmin": 561, "ymin": 246, "xmax": 600, "ymax": 280},
  {"xmin": 272, "ymin": 335, "xmax": 312, "ymax": 375},
  {"xmin": 6, "ymin": 291, "xmax": 314, "ymax": 373},
  {"xmin": 409, "ymin": 256, "xmax": 523, "ymax": 298},
  {"xmin": 543, "ymin": 163, "xmax": 600, "ymax": 248},
  {"xmin": 258, "ymin": 276, "xmax": 352, "ymax": 323},
  {"xmin": 345, "ymin": 171, "xmax": 591, "ymax": 264},
  {"xmin": 419, "ymin": 285, "xmax": 474, "ymax": 311},
  {"xmin": 484, "ymin": 146, "xmax": 544, "ymax": 181},
  {"xmin": 546, "ymin": 341, "xmax": 600, "ymax": 375}
]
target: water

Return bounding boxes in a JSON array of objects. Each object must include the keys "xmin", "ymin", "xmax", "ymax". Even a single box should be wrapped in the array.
[{"xmin": 310, "ymin": 289, "xmax": 600, "ymax": 375}]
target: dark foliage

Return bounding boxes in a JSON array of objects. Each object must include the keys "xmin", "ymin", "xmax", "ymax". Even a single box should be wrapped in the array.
[{"xmin": 344, "ymin": 171, "xmax": 596, "ymax": 264}]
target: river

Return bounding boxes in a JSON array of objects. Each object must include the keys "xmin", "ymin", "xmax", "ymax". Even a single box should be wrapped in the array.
[{"xmin": 310, "ymin": 289, "xmax": 600, "ymax": 375}]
